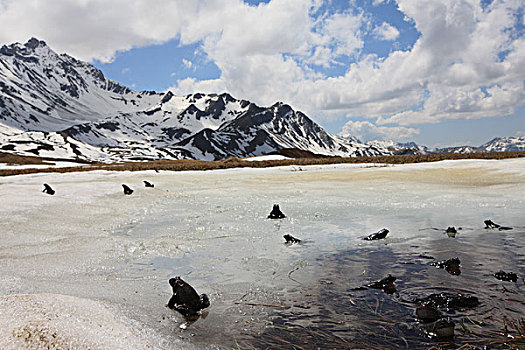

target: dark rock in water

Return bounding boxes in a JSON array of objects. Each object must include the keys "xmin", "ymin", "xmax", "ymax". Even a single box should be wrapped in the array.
[
  {"xmin": 416, "ymin": 305, "xmax": 441, "ymax": 323},
  {"xmin": 122, "ymin": 184, "xmax": 134, "ymax": 195},
  {"xmin": 42, "ymin": 183, "xmax": 55, "ymax": 195},
  {"xmin": 420, "ymin": 318, "xmax": 455, "ymax": 340},
  {"xmin": 364, "ymin": 228, "xmax": 389, "ymax": 240},
  {"xmin": 445, "ymin": 266, "xmax": 461, "ymax": 276},
  {"xmin": 430, "ymin": 257, "xmax": 461, "ymax": 275},
  {"xmin": 268, "ymin": 204, "xmax": 286, "ymax": 219},
  {"xmin": 416, "ymin": 292, "xmax": 479, "ymax": 311},
  {"xmin": 432, "ymin": 319, "xmax": 455, "ymax": 339},
  {"xmin": 143, "ymin": 180, "xmax": 154, "ymax": 188},
  {"xmin": 367, "ymin": 275, "xmax": 396, "ymax": 294},
  {"xmin": 484, "ymin": 219, "xmax": 512, "ymax": 231},
  {"xmin": 493, "ymin": 270, "xmax": 518, "ymax": 282},
  {"xmin": 167, "ymin": 276, "xmax": 210, "ymax": 317},
  {"xmin": 283, "ymin": 234, "xmax": 301, "ymax": 244}
]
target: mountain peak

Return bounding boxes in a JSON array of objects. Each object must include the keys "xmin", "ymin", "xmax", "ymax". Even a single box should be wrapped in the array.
[
  {"xmin": 24, "ymin": 37, "xmax": 48, "ymax": 49},
  {"xmin": 0, "ymin": 37, "xmax": 54, "ymax": 61}
]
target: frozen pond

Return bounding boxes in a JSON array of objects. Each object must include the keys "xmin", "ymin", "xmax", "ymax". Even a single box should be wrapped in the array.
[{"xmin": 0, "ymin": 159, "xmax": 524, "ymax": 349}]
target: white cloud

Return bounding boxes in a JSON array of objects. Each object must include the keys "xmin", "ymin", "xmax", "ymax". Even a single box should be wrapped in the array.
[
  {"xmin": 373, "ymin": 22, "xmax": 399, "ymax": 41},
  {"xmin": 319, "ymin": 11, "xmax": 364, "ymax": 57},
  {"xmin": 172, "ymin": 0, "xmax": 366, "ymax": 107},
  {"xmin": 182, "ymin": 58, "xmax": 194, "ymax": 70},
  {"xmin": 339, "ymin": 120, "xmax": 419, "ymax": 142},
  {"xmin": 173, "ymin": 77, "xmax": 226, "ymax": 95},
  {"xmin": 172, "ymin": 0, "xmax": 525, "ymax": 128},
  {"xmin": 121, "ymin": 67, "xmax": 131, "ymax": 74},
  {"xmin": 0, "ymin": 0, "xmax": 199, "ymax": 62},
  {"xmin": 378, "ymin": 81, "xmax": 525, "ymax": 126}
]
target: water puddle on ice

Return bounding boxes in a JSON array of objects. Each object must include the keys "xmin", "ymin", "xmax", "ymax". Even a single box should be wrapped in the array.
[{"xmin": 1, "ymin": 163, "xmax": 524, "ymax": 348}]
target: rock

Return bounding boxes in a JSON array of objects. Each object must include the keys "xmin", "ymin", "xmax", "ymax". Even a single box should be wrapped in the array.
[
  {"xmin": 417, "ymin": 318, "xmax": 455, "ymax": 340},
  {"xmin": 143, "ymin": 180, "xmax": 154, "ymax": 188},
  {"xmin": 415, "ymin": 292, "xmax": 479, "ymax": 311},
  {"xmin": 416, "ymin": 305, "xmax": 441, "ymax": 323},
  {"xmin": 283, "ymin": 234, "xmax": 301, "ymax": 244},
  {"xmin": 430, "ymin": 319, "xmax": 455, "ymax": 339},
  {"xmin": 493, "ymin": 270, "xmax": 518, "ymax": 282},
  {"xmin": 367, "ymin": 275, "xmax": 396, "ymax": 294},
  {"xmin": 267, "ymin": 204, "xmax": 286, "ymax": 219},
  {"xmin": 430, "ymin": 257, "xmax": 461, "ymax": 275},
  {"xmin": 42, "ymin": 183, "xmax": 55, "ymax": 195},
  {"xmin": 167, "ymin": 277, "xmax": 210, "ymax": 317},
  {"xmin": 364, "ymin": 228, "xmax": 389, "ymax": 240},
  {"xmin": 122, "ymin": 184, "xmax": 133, "ymax": 195},
  {"xmin": 484, "ymin": 219, "xmax": 512, "ymax": 231}
]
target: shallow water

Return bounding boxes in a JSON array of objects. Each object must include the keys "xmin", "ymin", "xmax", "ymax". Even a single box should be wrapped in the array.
[{"xmin": 0, "ymin": 161, "xmax": 524, "ymax": 349}]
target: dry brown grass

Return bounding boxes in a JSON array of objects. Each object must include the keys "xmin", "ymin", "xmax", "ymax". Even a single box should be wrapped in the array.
[
  {"xmin": 0, "ymin": 152, "xmax": 49, "ymax": 165},
  {"xmin": 0, "ymin": 151, "xmax": 524, "ymax": 177}
]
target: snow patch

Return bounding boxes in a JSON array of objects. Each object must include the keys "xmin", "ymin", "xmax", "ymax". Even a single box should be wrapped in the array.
[
  {"xmin": 242, "ymin": 155, "xmax": 291, "ymax": 161},
  {"xmin": 0, "ymin": 293, "xmax": 160, "ymax": 350}
]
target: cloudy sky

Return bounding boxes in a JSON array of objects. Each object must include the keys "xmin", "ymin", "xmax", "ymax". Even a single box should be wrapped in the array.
[{"xmin": 0, "ymin": 0, "xmax": 524, "ymax": 147}]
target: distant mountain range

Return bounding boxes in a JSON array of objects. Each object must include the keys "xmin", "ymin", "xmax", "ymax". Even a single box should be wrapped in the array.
[
  {"xmin": 0, "ymin": 38, "xmax": 385, "ymax": 162},
  {"xmin": 367, "ymin": 137, "xmax": 525, "ymax": 156},
  {"xmin": 0, "ymin": 38, "xmax": 523, "ymax": 163}
]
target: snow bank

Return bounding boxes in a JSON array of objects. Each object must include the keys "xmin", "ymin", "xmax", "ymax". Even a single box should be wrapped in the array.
[
  {"xmin": 242, "ymin": 154, "xmax": 291, "ymax": 161},
  {"xmin": 384, "ymin": 158, "xmax": 525, "ymax": 176},
  {"xmin": 0, "ymin": 161, "xmax": 88, "ymax": 170},
  {"xmin": 0, "ymin": 294, "xmax": 156, "ymax": 350}
]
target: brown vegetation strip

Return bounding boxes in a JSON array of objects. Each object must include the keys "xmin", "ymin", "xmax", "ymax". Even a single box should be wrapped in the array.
[{"xmin": 1, "ymin": 151, "xmax": 524, "ymax": 177}]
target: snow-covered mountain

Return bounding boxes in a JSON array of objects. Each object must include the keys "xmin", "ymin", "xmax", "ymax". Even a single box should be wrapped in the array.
[
  {"xmin": 0, "ymin": 38, "xmax": 386, "ymax": 161},
  {"xmin": 0, "ymin": 38, "xmax": 160, "ymax": 131},
  {"xmin": 366, "ymin": 137, "xmax": 525, "ymax": 156},
  {"xmin": 365, "ymin": 140, "xmax": 429, "ymax": 155},
  {"xmin": 1, "ymin": 38, "xmax": 522, "ymax": 163},
  {"xmin": 434, "ymin": 145, "xmax": 480, "ymax": 154},
  {"xmin": 432, "ymin": 137, "xmax": 525, "ymax": 154},
  {"xmin": 478, "ymin": 137, "xmax": 525, "ymax": 153}
]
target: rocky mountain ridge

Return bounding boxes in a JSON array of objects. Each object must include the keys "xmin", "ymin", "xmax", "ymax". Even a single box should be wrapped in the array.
[
  {"xmin": 368, "ymin": 137, "xmax": 525, "ymax": 156},
  {"xmin": 0, "ymin": 38, "xmax": 386, "ymax": 162}
]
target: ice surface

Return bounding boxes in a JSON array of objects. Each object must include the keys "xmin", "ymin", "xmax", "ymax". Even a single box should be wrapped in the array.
[{"xmin": 0, "ymin": 159, "xmax": 524, "ymax": 348}]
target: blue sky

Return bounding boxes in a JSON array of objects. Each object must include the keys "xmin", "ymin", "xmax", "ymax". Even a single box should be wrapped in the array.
[
  {"xmin": 91, "ymin": 0, "xmax": 422, "ymax": 90},
  {"xmin": 1, "ymin": 0, "xmax": 524, "ymax": 147}
]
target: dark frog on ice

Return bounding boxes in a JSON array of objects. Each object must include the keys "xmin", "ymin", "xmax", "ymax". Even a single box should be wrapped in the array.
[
  {"xmin": 167, "ymin": 277, "xmax": 210, "ymax": 317},
  {"xmin": 268, "ymin": 204, "xmax": 286, "ymax": 219}
]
